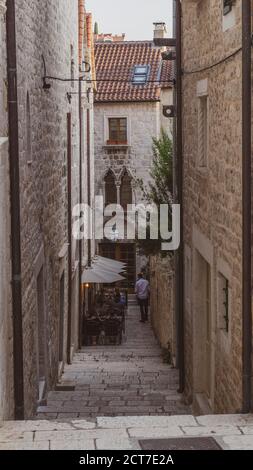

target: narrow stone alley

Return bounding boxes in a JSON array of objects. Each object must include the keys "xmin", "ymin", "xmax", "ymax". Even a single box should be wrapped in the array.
[
  {"xmin": 37, "ymin": 298, "xmax": 190, "ymax": 420},
  {"xmin": 1, "ymin": 298, "xmax": 253, "ymax": 451}
]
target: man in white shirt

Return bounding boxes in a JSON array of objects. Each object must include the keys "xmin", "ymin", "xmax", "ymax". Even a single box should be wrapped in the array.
[{"xmin": 135, "ymin": 273, "xmax": 150, "ymax": 323}]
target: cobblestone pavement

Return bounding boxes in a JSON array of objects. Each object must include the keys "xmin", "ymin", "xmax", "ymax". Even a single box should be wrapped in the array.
[
  {"xmin": 1, "ymin": 415, "xmax": 253, "ymax": 450},
  {"xmin": 37, "ymin": 298, "xmax": 190, "ymax": 420}
]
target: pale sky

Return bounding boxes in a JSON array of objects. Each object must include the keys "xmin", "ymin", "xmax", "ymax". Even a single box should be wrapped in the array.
[{"xmin": 86, "ymin": 0, "xmax": 173, "ymax": 41}]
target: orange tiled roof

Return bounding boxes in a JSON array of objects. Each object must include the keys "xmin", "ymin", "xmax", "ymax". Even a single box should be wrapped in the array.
[
  {"xmin": 94, "ymin": 41, "xmax": 173, "ymax": 103},
  {"xmin": 161, "ymin": 59, "xmax": 175, "ymax": 88}
]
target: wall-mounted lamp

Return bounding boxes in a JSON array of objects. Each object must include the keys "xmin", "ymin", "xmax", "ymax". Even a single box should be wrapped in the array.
[{"xmin": 163, "ymin": 105, "xmax": 176, "ymax": 118}]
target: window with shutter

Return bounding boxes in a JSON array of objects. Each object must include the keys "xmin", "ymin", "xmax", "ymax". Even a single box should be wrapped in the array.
[
  {"xmin": 108, "ymin": 118, "xmax": 127, "ymax": 145},
  {"xmin": 218, "ymin": 272, "xmax": 229, "ymax": 333}
]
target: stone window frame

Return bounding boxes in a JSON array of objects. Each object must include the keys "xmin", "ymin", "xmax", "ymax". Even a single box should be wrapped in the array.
[
  {"xmin": 216, "ymin": 258, "xmax": 232, "ymax": 354},
  {"xmin": 196, "ymin": 78, "xmax": 209, "ymax": 172},
  {"xmin": 104, "ymin": 113, "xmax": 131, "ymax": 147}
]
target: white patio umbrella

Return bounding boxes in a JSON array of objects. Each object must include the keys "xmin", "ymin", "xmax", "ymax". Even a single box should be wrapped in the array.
[
  {"xmin": 93, "ymin": 256, "xmax": 126, "ymax": 269},
  {"xmin": 92, "ymin": 257, "xmax": 126, "ymax": 274},
  {"xmin": 82, "ymin": 266, "xmax": 125, "ymax": 284}
]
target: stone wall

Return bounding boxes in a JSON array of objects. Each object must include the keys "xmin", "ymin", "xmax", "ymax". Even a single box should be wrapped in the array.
[
  {"xmin": 150, "ymin": 254, "xmax": 176, "ymax": 364},
  {"xmin": 15, "ymin": 0, "xmax": 80, "ymax": 417},
  {"xmin": 181, "ymin": 0, "xmax": 243, "ymax": 413}
]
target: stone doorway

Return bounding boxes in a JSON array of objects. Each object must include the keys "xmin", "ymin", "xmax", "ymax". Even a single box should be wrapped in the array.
[{"xmin": 193, "ymin": 250, "xmax": 213, "ymax": 411}]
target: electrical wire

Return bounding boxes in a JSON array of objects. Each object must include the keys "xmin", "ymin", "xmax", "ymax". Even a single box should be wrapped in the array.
[
  {"xmin": 182, "ymin": 46, "xmax": 242, "ymax": 75},
  {"xmin": 44, "ymin": 76, "xmax": 174, "ymax": 84}
]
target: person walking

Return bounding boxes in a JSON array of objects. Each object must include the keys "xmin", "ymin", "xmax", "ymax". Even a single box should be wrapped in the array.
[{"xmin": 135, "ymin": 273, "xmax": 150, "ymax": 323}]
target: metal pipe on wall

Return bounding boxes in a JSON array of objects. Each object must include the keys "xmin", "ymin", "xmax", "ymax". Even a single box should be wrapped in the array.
[
  {"xmin": 6, "ymin": 0, "xmax": 25, "ymax": 420},
  {"xmin": 242, "ymin": 0, "xmax": 252, "ymax": 413},
  {"xmin": 78, "ymin": 78, "xmax": 83, "ymax": 349},
  {"xmin": 87, "ymin": 92, "xmax": 92, "ymax": 268},
  {"xmin": 67, "ymin": 112, "xmax": 72, "ymax": 364},
  {"xmin": 78, "ymin": 0, "xmax": 85, "ymax": 349},
  {"xmin": 175, "ymin": 0, "xmax": 185, "ymax": 394}
]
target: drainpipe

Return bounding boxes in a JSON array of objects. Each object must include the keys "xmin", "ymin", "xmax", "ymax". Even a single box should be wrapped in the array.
[
  {"xmin": 242, "ymin": 0, "xmax": 252, "ymax": 413},
  {"xmin": 86, "ymin": 91, "xmax": 92, "ymax": 311},
  {"xmin": 175, "ymin": 0, "xmax": 184, "ymax": 394},
  {"xmin": 78, "ymin": 0, "xmax": 84, "ymax": 349},
  {"xmin": 67, "ymin": 112, "xmax": 72, "ymax": 364},
  {"xmin": 87, "ymin": 91, "xmax": 92, "ymax": 268},
  {"xmin": 6, "ymin": 0, "xmax": 24, "ymax": 420},
  {"xmin": 78, "ymin": 78, "xmax": 83, "ymax": 349}
]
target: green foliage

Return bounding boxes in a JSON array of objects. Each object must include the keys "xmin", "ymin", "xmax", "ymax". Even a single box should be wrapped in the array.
[
  {"xmin": 147, "ymin": 129, "xmax": 173, "ymax": 205},
  {"xmin": 136, "ymin": 130, "xmax": 173, "ymax": 257}
]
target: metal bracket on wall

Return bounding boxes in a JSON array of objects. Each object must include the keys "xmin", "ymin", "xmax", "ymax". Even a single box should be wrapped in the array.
[
  {"xmin": 42, "ymin": 55, "xmax": 91, "ymax": 91},
  {"xmin": 153, "ymin": 38, "xmax": 176, "ymax": 47}
]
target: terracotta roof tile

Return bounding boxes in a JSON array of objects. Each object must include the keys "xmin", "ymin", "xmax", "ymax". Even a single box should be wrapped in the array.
[
  {"xmin": 161, "ymin": 59, "xmax": 174, "ymax": 88},
  {"xmin": 94, "ymin": 41, "xmax": 173, "ymax": 103}
]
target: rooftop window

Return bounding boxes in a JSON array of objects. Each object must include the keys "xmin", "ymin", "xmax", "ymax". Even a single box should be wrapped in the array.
[{"xmin": 132, "ymin": 65, "xmax": 149, "ymax": 84}]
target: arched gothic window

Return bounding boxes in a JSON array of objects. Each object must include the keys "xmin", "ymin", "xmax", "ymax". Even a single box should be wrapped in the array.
[
  {"xmin": 104, "ymin": 170, "xmax": 117, "ymax": 206},
  {"xmin": 120, "ymin": 170, "xmax": 132, "ymax": 210}
]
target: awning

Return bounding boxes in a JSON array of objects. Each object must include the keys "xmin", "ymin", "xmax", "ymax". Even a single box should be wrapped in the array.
[
  {"xmin": 82, "ymin": 265, "xmax": 125, "ymax": 284},
  {"xmin": 93, "ymin": 256, "xmax": 126, "ymax": 274},
  {"xmin": 94, "ymin": 256, "xmax": 126, "ymax": 269}
]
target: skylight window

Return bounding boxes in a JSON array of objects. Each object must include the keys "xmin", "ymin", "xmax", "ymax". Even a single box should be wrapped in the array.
[{"xmin": 132, "ymin": 65, "xmax": 149, "ymax": 84}]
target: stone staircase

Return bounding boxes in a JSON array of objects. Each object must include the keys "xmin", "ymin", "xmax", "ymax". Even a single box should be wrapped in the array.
[{"xmin": 37, "ymin": 297, "xmax": 190, "ymax": 420}]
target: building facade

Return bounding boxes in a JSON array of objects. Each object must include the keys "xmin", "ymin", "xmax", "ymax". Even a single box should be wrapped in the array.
[
  {"xmin": 94, "ymin": 24, "xmax": 173, "ymax": 288},
  {"xmin": 181, "ymin": 0, "xmax": 244, "ymax": 414},
  {"xmin": 0, "ymin": 0, "xmax": 95, "ymax": 420},
  {"xmin": 15, "ymin": 0, "xmax": 81, "ymax": 418}
]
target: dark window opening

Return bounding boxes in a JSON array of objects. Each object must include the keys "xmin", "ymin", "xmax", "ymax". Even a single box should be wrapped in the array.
[
  {"xmin": 108, "ymin": 118, "xmax": 127, "ymax": 145},
  {"xmin": 120, "ymin": 170, "xmax": 132, "ymax": 211},
  {"xmin": 105, "ymin": 170, "xmax": 117, "ymax": 205}
]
